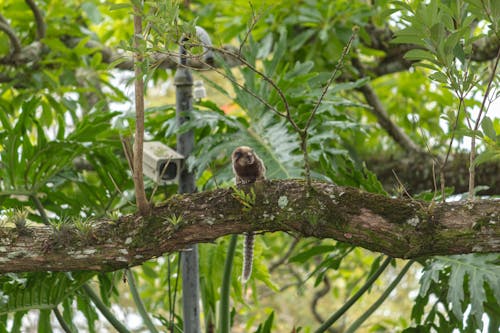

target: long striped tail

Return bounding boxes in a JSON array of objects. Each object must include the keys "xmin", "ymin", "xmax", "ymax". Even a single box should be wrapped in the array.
[{"xmin": 242, "ymin": 232, "xmax": 254, "ymax": 283}]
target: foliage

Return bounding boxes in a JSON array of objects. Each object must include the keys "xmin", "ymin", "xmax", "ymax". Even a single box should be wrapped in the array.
[
  {"xmin": 0, "ymin": 272, "xmax": 95, "ymax": 315},
  {"xmin": 0, "ymin": 0, "xmax": 499, "ymax": 332},
  {"xmin": 409, "ymin": 254, "xmax": 500, "ymax": 332}
]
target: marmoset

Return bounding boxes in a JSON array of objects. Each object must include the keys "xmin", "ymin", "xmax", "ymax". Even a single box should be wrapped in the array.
[{"xmin": 231, "ymin": 146, "xmax": 266, "ymax": 282}]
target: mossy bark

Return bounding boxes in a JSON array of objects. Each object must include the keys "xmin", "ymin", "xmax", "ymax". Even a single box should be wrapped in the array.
[{"xmin": 0, "ymin": 180, "xmax": 498, "ymax": 273}]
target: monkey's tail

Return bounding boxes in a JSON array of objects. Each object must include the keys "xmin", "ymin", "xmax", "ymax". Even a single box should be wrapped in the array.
[{"xmin": 242, "ymin": 232, "xmax": 254, "ymax": 283}]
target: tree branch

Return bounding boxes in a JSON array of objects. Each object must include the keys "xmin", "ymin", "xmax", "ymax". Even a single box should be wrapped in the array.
[
  {"xmin": 351, "ymin": 58, "xmax": 424, "ymax": 155},
  {"xmin": 132, "ymin": 5, "xmax": 150, "ymax": 216},
  {"xmin": 0, "ymin": 180, "xmax": 498, "ymax": 273},
  {"xmin": 25, "ymin": 0, "xmax": 46, "ymax": 40},
  {"xmin": 367, "ymin": 152, "xmax": 500, "ymax": 196},
  {"xmin": 0, "ymin": 22, "xmax": 22, "ymax": 55}
]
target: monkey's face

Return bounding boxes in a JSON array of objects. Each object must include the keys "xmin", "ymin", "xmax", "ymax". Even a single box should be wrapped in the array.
[{"xmin": 232, "ymin": 146, "xmax": 256, "ymax": 167}]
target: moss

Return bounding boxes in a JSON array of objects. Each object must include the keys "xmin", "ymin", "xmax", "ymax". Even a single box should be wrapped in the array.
[{"xmin": 473, "ymin": 215, "xmax": 498, "ymax": 231}]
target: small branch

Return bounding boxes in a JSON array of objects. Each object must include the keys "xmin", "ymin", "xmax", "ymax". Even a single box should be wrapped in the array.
[
  {"xmin": 238, "ymin": 2, "xmax": 261, "ymax": 55},
  {"xmin": 301, "ymin": 28, "xmax": 358, "ymax": 185},
  {"xmin": 0, "ymin": 22, "xmax": 22, "ymax": 55},
  {"xmin": 132, "ymin": 5, "xmax": 150, "ymax": 216},
  {"xmin": 311, "ymin": 277, "xmax": 340, "ymax": 333},
  {"xmin": 439, "ymin": 96, "xmax": 465, "ymax": 202},
  {"xmin": 25, "ymin": 0, "xmax": 46, "ymax": 40},
  {"xmin": 469, "ymin": 45, "xmax": 500, "ymax": 200},
  {"xmin": 31, "ymin": 194, "xmax": 50, "ymax": 225},
  {"xmin": 306, "ymin": 28, "xmax": 358, "ymax": 131},
  {"xmin": 198, "ymin": 44, "xmax": 302, "ymax": 131},
  {"xmin": 196, "ymin": 60, "xmax": 286, "ymax": 119},
  {"xmin": 269, "ymin": 237, "xmax": 299, "ymax": 272}
]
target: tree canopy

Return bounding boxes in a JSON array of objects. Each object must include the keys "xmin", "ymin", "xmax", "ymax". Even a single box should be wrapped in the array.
[{"xmin": 0, "ymin": 0, "xmax": 499, "ymax": 332}]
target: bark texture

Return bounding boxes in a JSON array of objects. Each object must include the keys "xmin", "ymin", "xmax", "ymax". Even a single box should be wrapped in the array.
[
  {"xmin": 367, "ymin": 153, "xmax": 500, "ymax": 195},
  {"xmin": 0, "ymin": 180, "xmax": 498, "ymax": 273}
]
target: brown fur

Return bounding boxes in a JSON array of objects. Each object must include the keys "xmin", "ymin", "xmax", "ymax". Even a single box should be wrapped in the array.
[
  {"xmin": 231, "ymin": 146, "xmax": 266, "ymax": 185},
  {"xmin": 231, "ymin": 146, "xmax": 266, "ymax": 282}
]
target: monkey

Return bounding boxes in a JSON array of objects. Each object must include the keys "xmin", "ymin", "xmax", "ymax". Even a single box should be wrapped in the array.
[{"xmin": 231, "ymin": 146, "xmax": 266, "ymax": 283}]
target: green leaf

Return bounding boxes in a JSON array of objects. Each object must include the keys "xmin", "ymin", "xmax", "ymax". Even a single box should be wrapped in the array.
[
  {"xmin": 81, "ymin": 2, "xmax": 102, "ymax": 24},
  {"xmin": 404, "ymin": 49, "xmax": 437, "ymax": 63},
  {"xmin": 108, "ymin": 3, "xmax": 131, "ymax": 11},
  {"xmin": 481, "ymin": 116, "xmax": 497, "ymax": 141},
  {"xmin": 428, "ymin": 71, "xmax": 449, "ymax": 84},
  {"xmin": 419, "ymin": 254, "xmax": 500, "ymax": 328},
  {"xmin": 474, "ymin": 149, "xmax": 500, "ymax": 166},
  {"xmin": 0, "ymin": 272, "xmax": 95, "ymax": 314},
  {"xmin": 254, "ymin": 311, "xmax": 274, "ymax": 333}
]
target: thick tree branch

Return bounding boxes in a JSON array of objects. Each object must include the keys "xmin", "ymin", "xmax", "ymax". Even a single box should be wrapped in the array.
[
  {"xmin": 358, "ymin": 83, "xmax": 423, "ymax": 154},
  {"xmin": 368, "ymin": 153, "xmax": 500, "ymax": 196},
  {"xmin": 351, "ymin": 58, "xmax": 424, "ymax": 155},
  {"xmin": 0, "ymin": 180, "xmax": 498, "ymax": 273}
]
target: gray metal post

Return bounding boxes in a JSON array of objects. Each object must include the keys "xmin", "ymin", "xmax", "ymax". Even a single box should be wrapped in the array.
[
  {"xmin": 175, "ymin": 65, "xmax": 200, "ymax": 333},
  {"xmin": 174, "ymin": 26, "xmax": 213, "ymax": 333}
]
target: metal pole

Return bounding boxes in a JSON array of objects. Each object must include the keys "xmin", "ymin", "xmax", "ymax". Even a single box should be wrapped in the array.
[
  {"xmin": 175, "ymin": 64, "xmax": 200, "ymax": 333},
  {"xmin": 174, "ymin": 26, "xmax": 213, "ymax": 333}
]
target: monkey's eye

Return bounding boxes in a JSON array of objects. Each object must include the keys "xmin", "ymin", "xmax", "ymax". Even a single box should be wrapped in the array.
[{"xmin": 234, "ymin": 152, "xmax": 242, "ymax": 159}]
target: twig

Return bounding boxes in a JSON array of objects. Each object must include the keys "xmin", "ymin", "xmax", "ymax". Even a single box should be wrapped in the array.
[
  {"xmin": 0, "ymin": 22, "xmax": 22, "ymax": 55},
  {"xmin": 432, "ymin": 160, "xmax": 438, "ymax": 199},
  {"xmin": 25, "ymin": 0, "xmax": 46, "ymax": 40},
  {"xmin": 149, "ymin": 158, "xmax": 173, "ymax": 202},
  {"xmin": 305, "ymin": 28, "xmax": 358, "ymax": 131},
  {"xmin": 468, "ymin": 45, "xmax": 500, "ymax": 200},
  {"xmin": 194, "ymin": 60, "xmax": 286, "ymax": 118},
  {"xmin": 269, "ymin": 237, "xmax": 299, "ymax": 272},
  {"xmin": 238, "ymin": 2, "xmax": 262, "ymax": 55},
  {"xmin": 31, "ymin": 194, "xmax": 50, "ymax": 225},
  {"xmin": 132, "ymin": 4, "xmax": 150, "ymax": 216},
  {"xmin": 311, "ymin": 276, "xmax": 340, "ymax": 333},
  {"xmin": 120, "ymin": 136, "xmax": 134, "ymax": 172},
  {"xmin": 199, "ymin": 44, "xmax": 299, "ymax": 130},
  {"xmin": 469, "ymin": 48, "xmax": 500, "ymax": 200},
  {"xmin": 301, "ymin": 28, "xmax": 358, "ymax": 185},
  {"xmin": 391, "ymin": 170, "xmax": 412, "ymax": 199},
  {"xmin": 439, "ymin": 96, "xmax": 465, "ymax": 202}
]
